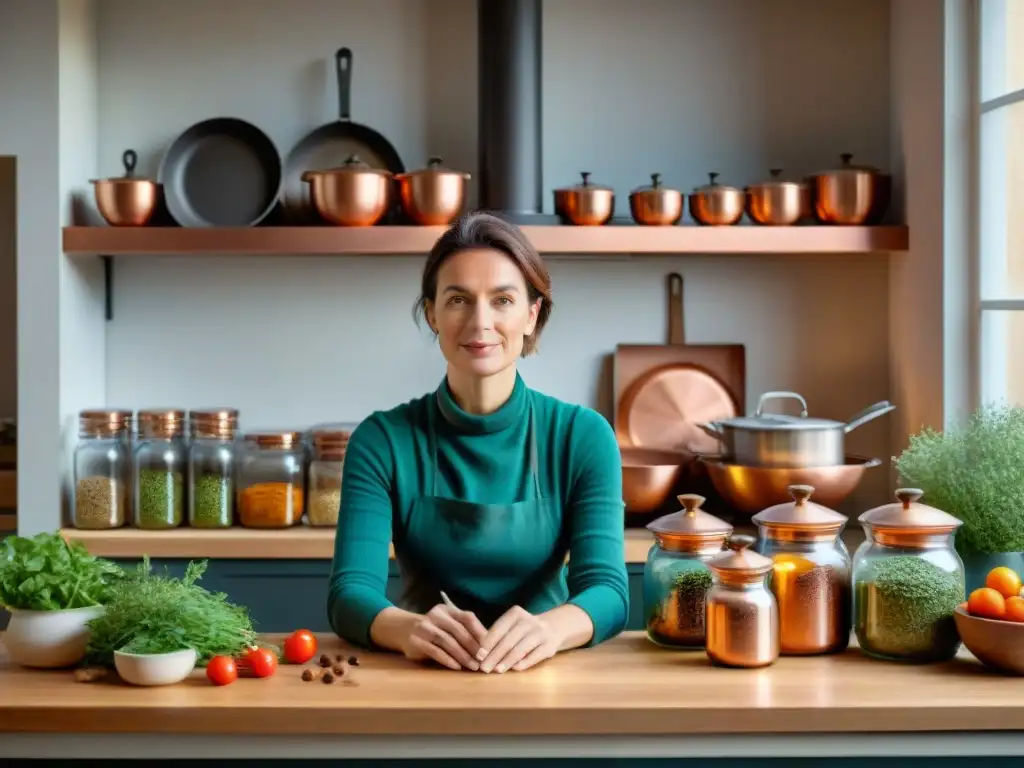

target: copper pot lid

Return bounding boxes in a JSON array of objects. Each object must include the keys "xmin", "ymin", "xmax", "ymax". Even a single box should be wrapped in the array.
[
  {"xmin": 708, "ymin": 534, "xmax": 773, "ymax": 575},
  {"xmin": 619, "ymin": 363, "xmax": 737, "ymax": 454},
  {"xmin": 396, "ymin": 156, "xmax": 470, "ymax": 181},
  {"xmin": 812, "ymin": 153, "xmax": 880, "ymax": 177},
  {"xmin": 90, "ymin": 149, "xmax": 155, "ymax": 184},
  {"xmin": 648, "ymin": 493, "xmax": 733, "ymax": 538},
  {"xmin": 858, "ymin": 488, "xmax": 963, "ymax": 531},
  {"xmin": 309, "ymin": 154, "xmax": 393, "ymax": 178},
  {"xmin": 747, "ymin": 168, "xmax": 805, "ymax": 191},
  {"xmin": 556, "ymin": 171, "xmax": 613, "ymax": 192},
  {"xmin": 693, "ymin": 172, "xmax": 740, "ymax": 194},
  {"xmin": 752, "ymin": 484, "xmax": 847, "ymax": 530},
  {"xmin": 631, "ymin": 173, "xmax": 679, "ymax": 195}
]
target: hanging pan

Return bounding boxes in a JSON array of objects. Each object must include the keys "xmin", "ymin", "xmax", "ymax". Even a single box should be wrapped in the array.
[
  {"xmin": 283, "ymin": 47, "xmax": 405, "ymax": 223},
  {"xmin": 159, "ymin": 117, "xmax": 283, "ymax": 228}
]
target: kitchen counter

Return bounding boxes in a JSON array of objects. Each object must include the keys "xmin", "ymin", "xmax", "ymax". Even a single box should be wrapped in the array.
[{"xmin": 1, "ymin": 631, "xmax": 1023, "ymax": 761}]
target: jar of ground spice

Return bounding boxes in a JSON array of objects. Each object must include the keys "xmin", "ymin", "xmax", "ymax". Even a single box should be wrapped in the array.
[
  {"xmin": 307, "ymin": 424, "xmax": 354, "ymax": 527},
  {"xmin": 72, "ymin": 409, "xmax": 133, "ymax": 529},
  {"xmin": 133, "ymin": 409, "xmax": 187, "ymax": 529},
  {"xmin": 752, "ymin": 484, "xmax": 851, "ymax": 656},
  {"xmin": 187, "ymin": 408, "xmax": 239, "ymax": 528},
  {"xmin": 643, "ymin": 494, "xmax": 732, "ymax": 649},
  {"xmin": 237, "ymin": 430, "xmax": 305, "ymax": 528},
  {"xmin": 852, "ymin": 488, "xmax": 965, "ymax": 663},
  {"xmin": 705, "ymin": 534, "xmax": 779, "ymax": 668}
]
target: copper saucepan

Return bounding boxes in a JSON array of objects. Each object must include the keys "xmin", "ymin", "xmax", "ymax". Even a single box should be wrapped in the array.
[
  {"xmin": 302, "ymin": 154, "xmax": 392, "ymax": 226},
  {"xmin": 808, "ymin": 153, "xmax": 892, "ymax": 225},
  {"xmin": 91, "ymin": 149, "xmax": 159, "ymax": 227}
]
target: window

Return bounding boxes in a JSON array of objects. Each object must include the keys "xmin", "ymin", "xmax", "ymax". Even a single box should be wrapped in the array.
[{"xmin": 978, "ymin": 0, "xmax": 1024, "ymax": 407}]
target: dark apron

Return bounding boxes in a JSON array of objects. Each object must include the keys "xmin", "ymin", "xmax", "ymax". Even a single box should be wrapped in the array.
[{"xmin": 394, "ymin": 391, "xmax": 569, "ymax": 627}]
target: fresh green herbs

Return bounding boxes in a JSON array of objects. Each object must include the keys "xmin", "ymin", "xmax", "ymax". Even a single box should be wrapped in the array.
[
  {"xmin": 855, "ymin": 556, "xmax": 964, "ymax": 661},
  {"xmin": 0, "ymin": 531, "xmax": 123, "ymax": 611},
  {"xmin": 85, "ymin": 557, "xmax": 257, "ymax": 667},
  {"xmin": 894, "ymin": 403, "xmax": 1024, "ymax": 555}
]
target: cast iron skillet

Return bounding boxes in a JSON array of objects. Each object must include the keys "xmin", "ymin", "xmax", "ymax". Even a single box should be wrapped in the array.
[
  {"xmin": 282, "ymin": 47, "xmax": 405, "ymax": 223},
  {"xmin": 159, "ymin": 117, "xmax": 283, "ymax": 228}
]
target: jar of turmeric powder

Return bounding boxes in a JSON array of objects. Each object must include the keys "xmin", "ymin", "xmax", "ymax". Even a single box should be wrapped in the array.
[{"xmin": 237, "ymin": 430, "xmax": 306, "ymax": 528}]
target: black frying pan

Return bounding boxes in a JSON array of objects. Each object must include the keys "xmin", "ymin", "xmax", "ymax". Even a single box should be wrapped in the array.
[
  {"xmin": 283, "ymin": 47, "xmax": 405, "ymax": 223},
  {"xmin": 159, "ymin": 117, "xmax": 283, "ymax": 228}
]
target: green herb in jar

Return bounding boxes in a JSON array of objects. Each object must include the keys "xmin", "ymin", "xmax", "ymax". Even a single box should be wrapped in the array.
[
  {"xmin": 648, "ymin": 568, "xmax": 713, "ymax": 648},
  {"xmin": 191, "ymin": 473, "xmax": 233, "ymax": 528},
  {"xmin": 136, "ymin": 469, "xmax": 184, "ymax": 529},
  {"xmin": 855, "ymin": 556, "xmax": 964, "ymax": 661}
]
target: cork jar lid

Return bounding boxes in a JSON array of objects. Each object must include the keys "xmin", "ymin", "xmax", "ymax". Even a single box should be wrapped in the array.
[
  {"xmin": 858, "ymin": 488, "xmax": 963, "ymax": 531},
  {"xmin": 707, "ymin": 534, "xmax": 773, "ymax": 576},
  {"xmin": 752, "ymin": 484, "xmax": 847, "ymax": 530}
]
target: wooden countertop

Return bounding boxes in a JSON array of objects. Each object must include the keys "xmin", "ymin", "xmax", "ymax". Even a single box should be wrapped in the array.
[{"xmin": 0, "ymin": 631, "xmax": 1019, "ymax": 736}]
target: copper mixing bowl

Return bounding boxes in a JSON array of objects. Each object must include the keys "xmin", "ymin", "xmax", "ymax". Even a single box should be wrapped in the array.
[
  {"xmin": 621, "ymin": 446, "xmax": 689, "ymax": 515},
  {"xmin": 698, "ymin": 454, "xmax": 881, "ymax": 515}
]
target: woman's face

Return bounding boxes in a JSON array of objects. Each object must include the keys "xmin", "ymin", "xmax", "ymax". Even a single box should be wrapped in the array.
[{"xmin": 425, "ymin": 248, "xmax": 541, "ymax": 379}]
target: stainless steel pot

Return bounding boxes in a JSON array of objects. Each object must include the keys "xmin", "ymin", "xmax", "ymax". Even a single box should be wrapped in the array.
[{"xmin": 697, "ymin": 391, "xmax": 895, "ymax": 468}]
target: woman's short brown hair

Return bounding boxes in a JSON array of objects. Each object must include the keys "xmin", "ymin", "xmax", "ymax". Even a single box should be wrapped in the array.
[{"xmin": 415, "ymin": 211, "xmax": 553, "ymax": 356}]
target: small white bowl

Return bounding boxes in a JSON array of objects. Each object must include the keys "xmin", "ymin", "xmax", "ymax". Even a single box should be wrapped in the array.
[
  {"xmin": 2, "ymin": 605, "xmax": 105, "ymax": 668},
  {"xmin": 114, "ymin": 648, "xmax": 198, "ymax": 686}
]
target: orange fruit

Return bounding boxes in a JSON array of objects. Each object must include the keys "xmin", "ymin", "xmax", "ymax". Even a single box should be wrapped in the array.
[
  {"xmin": 985, "ymin": 566, "xmax": 1023, "ymax": 599},
  {"xmin": 968, "ymin": 587, "xmax": 1007, "ymax": 619},
  {"xmin": 1005, "ymin": 596, "xmax": 1024, "ymax": 623}
]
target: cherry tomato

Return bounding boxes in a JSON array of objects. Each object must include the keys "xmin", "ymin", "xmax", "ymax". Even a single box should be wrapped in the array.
[
  {"xmin": 283, "ymin": 629, "xmax": 318, "ymax": 665},
  {"xmin": 242, "ymin": 646, "xmax": 279, "ymax": 678},
  {"xmin": 206, "ymin": 655, "xmax": 238, "ymax": 686}
]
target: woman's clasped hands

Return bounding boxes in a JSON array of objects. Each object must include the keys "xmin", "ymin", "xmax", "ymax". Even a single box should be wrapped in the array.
[{"xmin": 401, "ymin": 602, "xmax": 562, "ymax": 673}]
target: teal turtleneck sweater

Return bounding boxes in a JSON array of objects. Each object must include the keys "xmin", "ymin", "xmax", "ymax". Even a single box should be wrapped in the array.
[{"xmin": 327, "ymin": 373, "xmax": 629, "ymax": 649}]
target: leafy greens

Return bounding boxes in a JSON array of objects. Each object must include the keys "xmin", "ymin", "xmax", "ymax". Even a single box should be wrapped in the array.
[
  {"xmin": 85, "ymin": 557, "xmax": 258, "ymax": 666},
  {"xmin": 0, "ymin": 531, "xmax": 124, "ymax": 610}
]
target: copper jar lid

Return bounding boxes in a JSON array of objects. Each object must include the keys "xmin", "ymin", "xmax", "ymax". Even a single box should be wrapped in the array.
[
  {"xmin": 190, "ymin": 408, "xmax": 239, "ymax": 439},
  {"xmin": 647, "ymin": 493, "xmax": 732, "ymax": 552},
  {"xmin": 78, "ymin": 408, "xmax": 133, "ymax": 437},
  {"xmin": 244, "ymin": 430, "xmax": 304, "ymax": 450},
  {"xmin": 708, "ymin": 534, "xmax": 773, "ymax": 577},
  {"xmin": 137, "ymin": 408, "xmax": 186, "ymax": 438},
  {"xmin": 311, "ymin": 428, "xmax": 351, "ymax": 460},
  {"xmin": 752, "ymin": 484, "xmax": 847, "ymax": 537},
  {"xmin": 858, "ymin": 488, "xmax": 962, "ymax": 532}
]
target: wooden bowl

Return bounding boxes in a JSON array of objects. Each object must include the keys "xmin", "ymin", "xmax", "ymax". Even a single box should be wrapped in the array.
[{"xmin": 953, "ymin": 605, "xmax": 1024, "ymax": 675}]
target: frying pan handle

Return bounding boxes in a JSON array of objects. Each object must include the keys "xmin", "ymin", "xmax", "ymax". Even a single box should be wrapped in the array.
[
  {"xmin": 843, "ymin": 401, "xmax": 896, "ymax": 434},
  {"xmin": 667, "ymin": 272, "xmax": 684, "ymax": 344},
  {"xmin": 336, "ymin": 47, "xmax": 353, "ymax": 122}
]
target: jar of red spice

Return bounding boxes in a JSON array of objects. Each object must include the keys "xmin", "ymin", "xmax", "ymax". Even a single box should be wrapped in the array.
[{"xmin": 237, "ymin": 430, "xmax": 306, "ymax": 528}]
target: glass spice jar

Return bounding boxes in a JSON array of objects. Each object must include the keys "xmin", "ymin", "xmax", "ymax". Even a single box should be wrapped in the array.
[
  {"xmin": 752, "ymin": 484, "xmax": 852, "ymax": 656},
  {"xmin": 643, "ymin": 494, "xmax": 732, "ymax": 649},
  {"xmin": 133, "ymin": 409, "xmax": 187, "ymax": 529},
  {"xmin": 852, "ymin": 488, "xmax": 965, "ymax": 663},
  {"xmin": 187, "ymin": 408, "xmax": 239, "ymax": 529},
  {"xmin": 705, "ymin": 534, "xmax": 779, "ymax": 668},
  {"xmin": 72, "ymin": 409, "xmax": 133, "ymax": 529},
  {"xmin": 237, "ymin": 430, "xmax": 305, "ymax": 528},
  {"xmin": 307, "ymin": 424, "xmax": 353, "ymax": 527}
]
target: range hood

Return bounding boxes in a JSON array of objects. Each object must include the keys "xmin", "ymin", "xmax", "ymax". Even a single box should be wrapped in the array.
[{"xmin": 477, "ymin": 0, "xmax": 558, "ymax": 224}]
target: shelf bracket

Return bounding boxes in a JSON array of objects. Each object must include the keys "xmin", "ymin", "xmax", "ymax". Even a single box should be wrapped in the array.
[{"xmin": 102, "ymin": 255, "xmax": 113, "ymax": 321}]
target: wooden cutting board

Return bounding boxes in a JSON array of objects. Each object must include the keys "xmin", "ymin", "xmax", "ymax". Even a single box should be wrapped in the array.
[{"xmin": 613, "ymin": 272, "xmax": 746, "ymax": 454}]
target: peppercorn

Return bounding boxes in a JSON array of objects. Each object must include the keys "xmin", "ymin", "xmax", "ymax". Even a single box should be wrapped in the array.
[
  {"xmin": 318, "ymin": 654, "xmax": 332, "ymax": 668},
  {"xmin": 334, "ymin": 654, "xmax": 344, "ymax": 662},
  {"xmin": 332, "ymin": 665, "xmax": 346, "ymax": 677},
  {"xmin": 348, "ymin": 655, "xmax": 359, "ymax": 666},
  {"xmin": 301, "ymin": 669, "xmax": 316, "ymax": 682},
  {"xmin": 322, "ymin": 672, "xmax": 335, "ymax": 684}
]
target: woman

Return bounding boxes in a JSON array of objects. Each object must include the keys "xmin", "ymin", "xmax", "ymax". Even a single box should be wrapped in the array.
[{"xmin": 327, "ymin": 211, "xmax": 628, "ymax": 674}]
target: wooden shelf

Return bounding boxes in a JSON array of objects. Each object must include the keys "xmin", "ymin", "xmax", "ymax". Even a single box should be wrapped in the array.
[
  {"xmin": 0, "ymin": 468, "xmax": 14, "ymax": 512},
  {"xmin": 0, "ymin": 515, "xmax": 15, "ymax": 533},
  {"xmin": 61, "ymin": 526, "xmax": 657, "ymax": 563},
  {"xmin": 63, "ymin": 225, "xmax": 909, "ymax": 256}
]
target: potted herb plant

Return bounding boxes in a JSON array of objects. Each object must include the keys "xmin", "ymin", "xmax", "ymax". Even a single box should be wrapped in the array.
[
  {"xmin": 894, "ymin": 403, "xmax": 1024, "ymax": 592},
  {"xmin": 0, "ymin": 532, "xmax": 124, "ymax": 668}
]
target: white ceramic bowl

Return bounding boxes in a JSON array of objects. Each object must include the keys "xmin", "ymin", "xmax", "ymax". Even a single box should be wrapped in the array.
[
  {"xmin": 2, "ymin": 605, "xmax": 104, "ymax": 668},
  {"xmin": 114, "ymin": 648, "xmax": 198, "ymax": 686}
]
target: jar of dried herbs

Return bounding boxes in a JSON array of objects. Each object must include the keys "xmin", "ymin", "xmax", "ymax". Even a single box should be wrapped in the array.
[
  {"xmin": 306, "ymin": 424, "xmax": 353, "ymax": 527},
  {"xmin": 852, "ymin": 488, "xmax": 965, "ymax": 662},
  {"xmin": 237, "ymin": 430, "xmax": 306, "ymax": 528},
  {"xmin": 187, "ymin": 408, "xmax": 239, "ymax": 528},
  {"xmin": 133, "ymin": 409, "xmax": 187, "ymax": 529},
  {"xmin": 643, "ymin": 494, "xmax": 732, "ymax": 649},
  {"xmin": 72, "ymin": 409, "xmax": 133, "ymax": 529},
  {"xmin": 752, "ymin": 484, "xmax": 851, "ymax": 656}
]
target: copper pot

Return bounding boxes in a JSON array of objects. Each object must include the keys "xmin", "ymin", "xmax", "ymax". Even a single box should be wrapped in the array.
[
  {"xmin": 699, "ymin": 454, "xmax": 881, "ymax": 515},
  {"xmin": 90, "ymin": 149, "xmax": 159, "ymax": 227},
  {"xmin": 808, "ymin": 153, "xmax": 889, "ymax": 225},
  {"xmin": 688, "ymin": 172, "xmax": 743, "ymax": 226},
  {"xmin": 554, "ymin": 172, "xmax": 614, "ymax": 226},
  {"xmin": 395, "ymin": 156, "xmax": 471, "ymax": 226},
  {"xmin": 302, "ymin": 155, "xmax": 392, "ymax": 227},
  {"xmin": 745, "ymin": 169, "xmax": 809, "ymax": 226},
  {"xmin": 621, "ymin": 446, "xmax": 688, "ymax": 515},
  {"xmin": 629, "ymin": 173, "xmax": 683, "ymax": 226}
]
